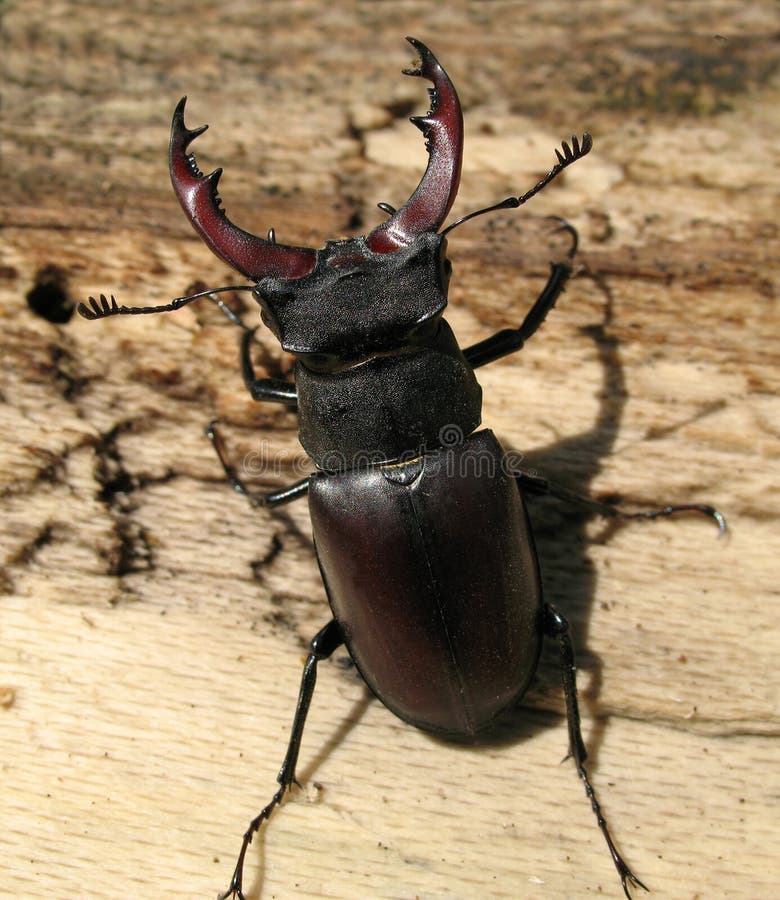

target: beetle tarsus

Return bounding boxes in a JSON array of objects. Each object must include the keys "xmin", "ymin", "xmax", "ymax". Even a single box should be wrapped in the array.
[
  {"xmin": 545, "ymin": 603, "xmax": 649, "ymax": 899},
  {"xmin": 617, "ymin": 502, "xmax": 727, "ymax": 535},
  {"xmin": 548, "ymin": 215, "xmax": 579, "ymax": 257},
  {"xmin": 619, "ymin": 864, "xmax": 650, "ymax": 898},
  {"xmin": 217, "ymin": 784, "xmax": 287, "ymax": 900},
  {"xmin": 221, "ymin": 621, "xmax": 343, "ymax": 900},
  {"xmin": 206, "ymin": 422, "xmax": 308, "ymax": 506},
  {"xmin": 579, "ymin": 759, "xmax": 650, "ymax": 899}
]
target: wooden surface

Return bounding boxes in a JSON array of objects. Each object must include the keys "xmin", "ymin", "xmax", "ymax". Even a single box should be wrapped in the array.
[{"xmin": 2, "ymin": 2, "xmax": 779, "ymax": 898}]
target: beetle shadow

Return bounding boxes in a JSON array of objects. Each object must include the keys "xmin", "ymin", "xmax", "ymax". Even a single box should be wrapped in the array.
[
  {"xmin": 517, "ymin": 270, "xmax": 622, "ymax": 762},
  {"xmin": 462, "ymin": 268, "xmax": 720, "ymax": 761},
  {"xmin": 460, "ymin": 270, "xmax": 626, "ymax": 763}
]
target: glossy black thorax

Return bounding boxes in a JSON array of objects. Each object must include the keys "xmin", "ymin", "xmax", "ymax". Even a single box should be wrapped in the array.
[{"xmin": 295, "ymin": 319, "xmax": 482, "ymax": 471}]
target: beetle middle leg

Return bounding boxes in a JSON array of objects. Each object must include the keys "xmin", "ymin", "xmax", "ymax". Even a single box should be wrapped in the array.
[
  {"xmin": 219, "ymin": 618, "xmax": 344, "ymax": 900},
  {"xmin": 544, "ymin": 603, "xmax": 648, "ymax": 899},
  {"xmin": 207, "ymin": 422, "xmax": 310, "ymax": 508},
  {"xmin": 206, "ymin": 296, "xmax": 308, "ymax": 507}
]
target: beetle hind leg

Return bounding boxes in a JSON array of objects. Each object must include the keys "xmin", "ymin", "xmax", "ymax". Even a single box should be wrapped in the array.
[
  {"xmin": 219, "ymin": 619, "xmax": 344, "ymax": 900},
  {"xmin": 544, "ymin": 603, "xmax": 649, "ymax": 899}
]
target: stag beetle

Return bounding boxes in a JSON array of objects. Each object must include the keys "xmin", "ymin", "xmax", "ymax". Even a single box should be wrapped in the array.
[{"xmin": 79, "ymin": 37, "xmax": 725, "ymax": 899}]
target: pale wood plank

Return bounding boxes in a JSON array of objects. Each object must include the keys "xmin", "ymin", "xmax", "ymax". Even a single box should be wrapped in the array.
[{"xmin": 2, "ymin": 3, "xmax": 778, "ymax": 898}]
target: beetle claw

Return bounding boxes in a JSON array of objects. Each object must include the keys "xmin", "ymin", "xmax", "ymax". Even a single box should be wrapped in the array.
[
  {"xmin": 620, "ymin": 865, "xmax": 650, "ymax": 898},
  {"xmin": 366, "ymin": 37, "xmax": 464, "ymax": 252},
  {"xmin": 547, "ymin": 216, "xmax": 579, "ymax": 257},
  {"xmin": 169, "ymin": 97, "xmax": 316, "ymax": 281}
]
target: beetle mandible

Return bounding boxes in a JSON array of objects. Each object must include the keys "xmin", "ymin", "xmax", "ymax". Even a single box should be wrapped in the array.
[{"xmin": 79, "ymin": 37, "xmax": 725, "ymax": 899}]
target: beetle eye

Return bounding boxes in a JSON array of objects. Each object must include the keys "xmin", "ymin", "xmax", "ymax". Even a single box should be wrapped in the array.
[{"xmin": 299, "ymin": 352, "xmax": 340, "ymax": 373}]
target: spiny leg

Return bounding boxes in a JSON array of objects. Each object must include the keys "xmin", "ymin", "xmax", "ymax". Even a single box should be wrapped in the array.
[
  {"xmin": 516, "ymin": 470, "xmax": 726, "ymax": 534},
  {"xmin": 219, "ymin": 619, "xmax": 344, "ymax": 900},
  {"xmin": 463, "ymin": 220, "xmax": 579, "ymax": 369},
  {"xmin": 544, "ymin": 604, "xmax": 648, "ymax": 899}
]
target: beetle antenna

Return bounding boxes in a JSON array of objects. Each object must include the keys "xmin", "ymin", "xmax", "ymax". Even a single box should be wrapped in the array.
[
  {"xmin": 441, "ymin": 132, "xmax": 592, "ymax": 236},
  {"xmin": 77, "ymin": 284, "xmax": 256, "ymax": 320}
]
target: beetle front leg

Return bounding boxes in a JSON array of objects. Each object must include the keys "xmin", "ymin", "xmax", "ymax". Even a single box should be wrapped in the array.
[
  {"xmin": 238, "ymin": 326, "xmax": 298, "ymax": 405},
  {"xmin": 463, "ymin": 220, "xmax": 577, "ymax": 369},
  {"xmin": 219, "ymin": 619, "xmax": 344, "ymax": 900},
  {"xmin": 544, "ymin": 604, "xmax": 648, "ymax": 900},
  {"xmin": 209, "ymin": 297, "xmax": 298, "ymax": 406}
]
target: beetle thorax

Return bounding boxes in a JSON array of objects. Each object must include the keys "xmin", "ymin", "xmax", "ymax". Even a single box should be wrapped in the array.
[{"xmin": 249, "ymin": 232, "xmax": 482, "ymax": 472}]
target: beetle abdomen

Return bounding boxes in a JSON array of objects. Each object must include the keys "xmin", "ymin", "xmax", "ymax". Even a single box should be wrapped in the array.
[{"xmin": 309, "ymin": 429, "xmax": 542, "ymax": 737}]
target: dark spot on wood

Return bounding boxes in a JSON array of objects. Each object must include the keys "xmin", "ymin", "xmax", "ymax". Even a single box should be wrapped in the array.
[{"xmin": 26, "ymin": 264, "xmax": 74, "ymax": 323}]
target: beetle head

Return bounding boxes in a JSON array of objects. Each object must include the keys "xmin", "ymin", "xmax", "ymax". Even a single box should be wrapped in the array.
[
  {"xmin": 169, "ymin": 37, "xmax": 462, "ymax": 363},
  {"xmin": 252, "ymin": 232, "xmax": 451, "ymax": 363},
  {"xmin": 81, "ymin": 39, "xmax": 592, "ymax": 337}
]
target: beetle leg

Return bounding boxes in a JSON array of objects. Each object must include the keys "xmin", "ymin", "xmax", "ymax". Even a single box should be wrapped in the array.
[
  {"xmin": 544, "ymin": 604, "xmax": 649, "ymax": 899},
  {"xmin": 237, "ymin": 327, "xmax": 298, "ymax": 405},
  {"xmin": 244, "ymin": 376, "xmax": 297, "ymax": 404},
  {"xmin": 208, "ymin": 297, "xmax": 299, "ymax": 406},
  {"xmin": 463, "ymin": 221, "xmax": 578, "ymax": 369},
  {"xmin": 219, "ymin": 619, "xmax": 344, "ymax": 900},
  {"xmin": 206, "ymin": 422, "xmax": 310, "ymax": 508},
  {"xmin": 516, "ymin": 470, "xmax": 727, "ymax": 534}
]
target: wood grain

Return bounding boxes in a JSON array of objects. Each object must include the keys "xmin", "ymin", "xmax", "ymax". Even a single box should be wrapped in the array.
[{"xmin": 2, "ymin": 2, "xmax": 778, "ymax": 898}]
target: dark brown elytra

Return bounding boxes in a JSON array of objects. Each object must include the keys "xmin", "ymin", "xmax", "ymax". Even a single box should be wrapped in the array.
[{"xmin": 79, "ymin": 36, "xmax": 725, "ymax": 900}]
